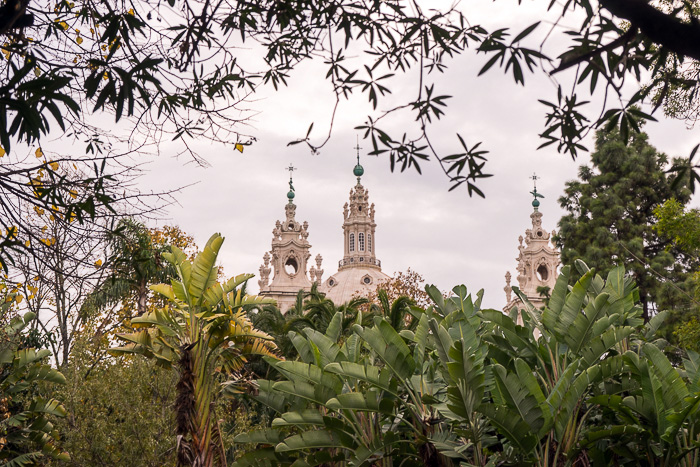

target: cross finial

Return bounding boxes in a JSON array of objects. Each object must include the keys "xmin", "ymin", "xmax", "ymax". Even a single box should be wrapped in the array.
[
  {"xmin": 353, "ymin": 135, "xmax": 362, "ymax": 165},
  {"xmin": 531, "ymin": 173, "xmax": 539, "ymax": 191},
  {"xmin": 529, "ymin": 173, "xmax": 543, "ymax": 210},
  {"xmin": 286, "ymin": 164, "xmax": 297, "ymax": 202}
]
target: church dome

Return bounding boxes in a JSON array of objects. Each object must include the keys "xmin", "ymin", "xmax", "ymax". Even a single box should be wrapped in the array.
[{"xmin": 320, "ymin": 267, "xmax": 389, "ymax": 305}]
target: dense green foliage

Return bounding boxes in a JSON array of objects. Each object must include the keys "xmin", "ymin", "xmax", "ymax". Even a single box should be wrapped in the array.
[
  {"xmin": 654, "ymin": 199, "xmax": 700, "ymax": 352},
  {"xmin": 0, "ymin": 297, "xmax": 69, "ymax": 466},
  {"xmin": 555, "ymin": 127, "xmax": 692, "ymax": 319},
  {"xmin": 230, "ymin": 263, "xmax": 700, "ymax": 466},
  {"xmin": 50, "ymin": 338, "xmax": 177, "ymax": 467},
  {"xmin": 8, "ymin": 223, "xmax": 700, "ymax": 465},
  {"xmin": 655, "ymin": 198, "xmax": 700, "ymax": 257}
]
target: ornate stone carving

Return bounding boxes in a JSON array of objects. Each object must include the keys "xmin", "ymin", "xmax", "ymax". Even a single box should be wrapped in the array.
[
  {"xmin": 504, "ymin": 271, "xmax": 512, "ymax": 303},
  {"xmin": 310, "ymin": 254, "xmax": 324, "ymax": 284},
  {"xmin": 258, "ymin": 252, "xmax": 271, "ymax": 289}
]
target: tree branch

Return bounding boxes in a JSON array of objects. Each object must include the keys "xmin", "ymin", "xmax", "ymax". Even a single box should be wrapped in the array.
[
  {"xmin": 551, "ymin": 27, "xmax": 637, "ymax": 75},
  {"xmin": 600, "ymin": 0, "xmax": 700, "ymax": 62}
]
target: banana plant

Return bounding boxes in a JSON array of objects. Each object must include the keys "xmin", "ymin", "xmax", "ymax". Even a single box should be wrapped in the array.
[
  {"xmin": 471, "ymin": 263, "xmax": 644, "ymax": 465},
  {"xmin": 0, "ymin": 308, "xmax": 69, "ymax": 466},
  {"xmin": 110, "ymin": 233, "xmax": 278, "ymax": 467},
  {"xmin": 574, "ymin": 343, "xmax": 700, "ymax": 466},
  {"xmin": 234, "ymin": 305, "xmax": 453, "ymax": 467}
]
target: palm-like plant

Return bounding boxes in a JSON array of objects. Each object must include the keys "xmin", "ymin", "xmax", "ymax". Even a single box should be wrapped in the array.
[
  {"xmin": 110, "ymin": 233, "xmax": 278, "ymax": 467},
  {"xmin": 0, "ymin": 307, "xmax": 69, "ymax": 466},
  {"xmin": 251, "ymin": 301, "xmax": 310, "ymax": 361},
  {"xmin": 303, "ymin": 284, "xmax": 372, "ymax": 336},
  {"xmin": 371, "ymin": 288, "xmax": 416, "ymax": 331}
]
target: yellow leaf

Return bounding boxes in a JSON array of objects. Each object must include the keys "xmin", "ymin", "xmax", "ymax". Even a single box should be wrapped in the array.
[
  {"xmin": 24, "ymin": 240, "xmax": 30, "ymax": 247},
  {"xmin": 0, "ymin": 146, "xmax": 5, "ymax": 157},
  {"xmin": 69, "ymin": 189, "xmax": 77, "ymax": 199},
  {"xmin": 95, "ymin": 259, "xmax": 103, "ymax": 267},
  {"xmin": 33, "ymin": 276, "xmax": 39, "ymax": 281},
  {"xmin": 49, "ymin": 214, "xmax": 55, "ymax": 222},
  {"xmin": 34, "ymin": 206, "xmax": 44, "ymax": 216},
  {"xmin": 59, "ymin": 21, "xmax": 68, "ymax": 30},
  {"xmin": 76, "ymin": 36, "xmax": 83, "ymax": 45},
  {"xmin": 128, "ymin": 8, "xmax": 135, "ymax": 15},
  {"xmin": 15, "ymin": 295, "xmax": 23, "ymax": 304},
  {"xmin": 235, "ymin": 143, "xmax": 244, "ymax": 153},
  {"xmin": 28, "ymin": 295, "xmax": 34, "ymax": 300},
  {"xmin": 49, "ymin": 161, "xmax": 59, "ymax": 170},
  {"xmin": 35, "ymin": 147, "xmax": 43, "ymax": 158}
]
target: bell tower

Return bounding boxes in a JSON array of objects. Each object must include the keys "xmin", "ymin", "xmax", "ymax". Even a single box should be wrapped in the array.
[
  {"xmin": 319, "ymin": 141, "xmax": 389, "ymax": 304},
  {"xmin": 338, "ymin": 147, "xmax": 381, "ymax": 271},
  {"xmin": 258, "ymin": 165, "xmax": 321, "ymax": 312},
  {"xmin": 504, "ymin": 174, "xmax": 560, "ymax": 313}
]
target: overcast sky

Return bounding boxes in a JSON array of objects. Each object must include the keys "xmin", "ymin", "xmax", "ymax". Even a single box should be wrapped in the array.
[{"xmin": 136, "ymin": 0, "xmax": 700, "ymax": 310}]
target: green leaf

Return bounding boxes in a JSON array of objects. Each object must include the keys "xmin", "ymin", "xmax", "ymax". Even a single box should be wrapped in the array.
[{"xmin": 276, "ymin": 430, "xmax": 348, "ymax": 452}]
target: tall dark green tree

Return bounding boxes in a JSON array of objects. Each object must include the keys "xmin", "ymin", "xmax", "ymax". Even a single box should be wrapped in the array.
[{"xmin": 555, "ymin": 126, "xmax": 692, "ymax": 319}]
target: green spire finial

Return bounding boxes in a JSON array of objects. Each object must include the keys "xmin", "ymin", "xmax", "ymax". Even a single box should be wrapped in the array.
[
  {"xmin": 353, "ymin": 136, "xmax": 364, "ymax": 181},
  {"xmin": 530, "ymin": 173, "xmax": 544, "ymax": 210},
  {"xmin": 287, "ymin": 163, "xmax": 296, "ymax": 202}
]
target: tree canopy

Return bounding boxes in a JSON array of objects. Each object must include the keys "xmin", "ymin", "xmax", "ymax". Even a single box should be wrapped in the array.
[
  {"xmin": 555, "ymin": 125, "xmax": 693, "ymax": 319},
  {"xmin": 0, "ymin": 0, "xmax": 699, "ymax": 271}
]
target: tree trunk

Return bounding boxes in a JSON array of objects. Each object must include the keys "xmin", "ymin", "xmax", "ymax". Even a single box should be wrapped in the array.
[{"xmin": 176, "ymin": 342, "xmax": 221, "ymax": 467}]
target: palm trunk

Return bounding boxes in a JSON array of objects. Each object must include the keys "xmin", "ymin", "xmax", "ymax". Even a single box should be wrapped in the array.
[{"xmin": 176, "ymin": 342, "xmax": 222, "ymax": 467}]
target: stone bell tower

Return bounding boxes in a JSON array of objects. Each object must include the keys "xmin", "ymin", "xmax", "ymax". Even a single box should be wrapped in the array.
[
  {"xmin": 319, "ymin": 142, "xmax": 389, "ymax": 304},
  {"xmin": 258, "ymin": 165, "xmax": 322, "ymax": 312},
  {"xmin": 504, "ymin": 174, "xmax": 560, "ymax": 314}
]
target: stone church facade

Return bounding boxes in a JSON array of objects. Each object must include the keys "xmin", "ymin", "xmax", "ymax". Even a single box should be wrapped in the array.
[{"xmin": 258, "ymin": 156, "xmax": 389, "ymax": 312}]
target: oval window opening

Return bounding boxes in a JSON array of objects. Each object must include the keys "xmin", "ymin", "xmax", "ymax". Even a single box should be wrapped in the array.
[
  {"xmin": 536, "ymin": 264, "xmax": 548, "ymax": 281},
  {"xmin": 285, "ymin": 257, "xmax": 298, "ymax": 275}
]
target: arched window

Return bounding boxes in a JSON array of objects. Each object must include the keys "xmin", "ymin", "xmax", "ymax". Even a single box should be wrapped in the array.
[
  {"xmin": 368, "ymin": 234, "xmax": 372, "ymax": 252},
  {"xmin": 349, "ymin": 233, "xmax": 355, "ymax": 252},
  {"xmin": 358, "ymin": 233, "xmax": 365, "ymax": 251}
]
